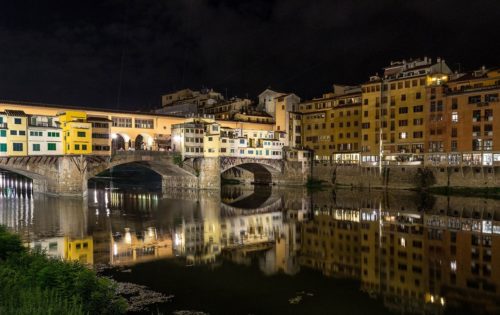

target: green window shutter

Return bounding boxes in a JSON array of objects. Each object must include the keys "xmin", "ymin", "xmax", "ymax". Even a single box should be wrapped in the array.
[
  {"xmin": 33, "ymin": 144, "xmax": 40, "ymax": 151},
  {"xmin": 0, "ymin": 130, "xmax": 6, "ymax": 137},
  {"xmin": 0, "ymin": 143, "xmax": 6, "ymax": 152},
  {"xmin": 48, "ymin": 143, "xmax": 56, "ymax": 151}
]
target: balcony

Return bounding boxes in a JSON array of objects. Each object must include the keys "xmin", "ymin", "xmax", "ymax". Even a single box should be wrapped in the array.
[
  {"xmin": 29, "ymin": 122, "xmax": 58, "ymax": 128},
  {"xmin": 0, "ymin": 123, "xmax": 7, "ymax": 129},
  {"xmin": 472, "ymin": 132, "xmax": 480, "ymax": 137}
]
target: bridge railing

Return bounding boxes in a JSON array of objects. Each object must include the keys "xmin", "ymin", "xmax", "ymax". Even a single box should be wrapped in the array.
[{"xmin": 110, "ymin": 150, "xmax": 173, "ymax": 161}]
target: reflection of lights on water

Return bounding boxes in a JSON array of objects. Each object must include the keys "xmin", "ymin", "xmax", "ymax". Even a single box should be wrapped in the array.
[
  {"xmin": 147, "ymin": 227, "xmax": 156, "ymax": 239},
  {"xmin": 450, "ymin": 260, "xmax": 457, "ymax": 272},
  {"xmin": 113, "ymin": 243, "xmax": 118, "ymax": 256},
  {"xmin": 94, "ymin": 190, "xmax": 98, "ymax": 204},
  {"xmin": 124, "ymin": 228, "xmax": 132, "ymax": 244},
  {"xmin": 174, "ymin": 233, "xmax": 182, "ymax": 246},
  {"xmin": 0, "ymin": 173, "xmax": 33, "ymax": 199}
]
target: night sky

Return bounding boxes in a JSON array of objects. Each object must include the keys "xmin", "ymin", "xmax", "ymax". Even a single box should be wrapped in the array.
[{"xmin": 1, "ymin": 0, "xmax": 499, "ymax": 110}]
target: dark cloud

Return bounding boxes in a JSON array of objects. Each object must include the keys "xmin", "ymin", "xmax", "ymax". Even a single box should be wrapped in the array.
[{"xmin": 0, "ymin": 0, "xmax": 499, "ymax": 109}]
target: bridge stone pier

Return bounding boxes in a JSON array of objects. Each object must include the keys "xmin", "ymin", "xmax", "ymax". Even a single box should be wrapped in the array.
[{"xmin": 0, "ymin": 152, "xmax": 310, "ymax": 197}]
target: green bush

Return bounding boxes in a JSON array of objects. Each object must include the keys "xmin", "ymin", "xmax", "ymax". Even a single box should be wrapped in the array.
[
  {"xmin": 0, "ymin": 226, "xmax": 127, "ymax": 315},
  {"xmin": 0, "ymin": 225, "xmax": 25, "ymax": 259},
  {"xmin": 173, "ymin": 153, "xmax": 183, "ymax": 167}
]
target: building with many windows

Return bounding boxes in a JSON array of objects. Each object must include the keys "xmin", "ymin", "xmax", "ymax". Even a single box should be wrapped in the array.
[
  {"xmin": 293, "ymin": 85, "xmax": 362, "ymax": 162},
  {"xmin": 2, "ymin": 110, "xmax": 28, "ymax": 156},
  {"xmin": 360, "ymin": 57, "xmax": 452, "ymax": 164},
  {"xmin": 27, "ymin": 115, "xmax": 63, "ymax": 155},
  {"xmin": 58, "ymin": 111, "xmax": 92, "ymax": 155},
  {"xmin": 88, "ymin": 116, "xmax": 112, "ymax": 155},
  {"xmin": 425, "ymin": 66, "xmax": 500, "ymax": 166}
]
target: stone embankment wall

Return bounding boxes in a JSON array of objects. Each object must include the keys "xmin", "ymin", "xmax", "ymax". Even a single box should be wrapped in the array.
[
  {"xmin": 311, "ymin": 163, "xmax": 500, "ymax": 189},
  {"xmin": 274, "ymin": 161, "xmax": 310, "ymax": 186}
]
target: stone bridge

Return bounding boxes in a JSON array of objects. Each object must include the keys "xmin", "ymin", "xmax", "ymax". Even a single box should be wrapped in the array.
[{"xmin": 0, "ymin": 152, "xmax": 310, "ymax": 197}]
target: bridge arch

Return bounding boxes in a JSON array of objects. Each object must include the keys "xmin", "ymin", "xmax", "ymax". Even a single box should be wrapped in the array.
[
  {"xmin": 111, "ymin": 132, "xmax": 130, "ymax": 150},
  {"xmin": 134, "ymin": 133, "xmax": 154, "ymax": 151},
  {"xmin": 220, "ymin": 157, "xmax": 283, "ymax": 185}
]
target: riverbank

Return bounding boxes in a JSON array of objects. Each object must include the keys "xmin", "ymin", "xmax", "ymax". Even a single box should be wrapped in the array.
[
  {"xmin": 0, "ymin": 226, "xmax": 127, "ymax": 315},
  {"xmin": 311, "ymin": 164, "xmax": 500, "ymax": 191},
  {"xmin": 428, "ymin": 186, "xmax": 500, "ymax": 199}
]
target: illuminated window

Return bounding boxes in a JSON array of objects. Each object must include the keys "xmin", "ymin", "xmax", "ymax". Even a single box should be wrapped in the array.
[{"xmin": 451, "ymin": 112, "xmax": 458, "ymax": 123}]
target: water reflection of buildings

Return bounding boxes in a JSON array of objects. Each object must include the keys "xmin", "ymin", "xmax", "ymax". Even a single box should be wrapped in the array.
[
  {"xmin": 3, "ymin": 169, "xmax": 500, "ymax": 314},
  {"xmin": 30, "ymin": 236, "xmax": 94, "ymax": 264},
  {"xmin": 300, "ymin": 191, "xmax": 500, "ymax": 314},
  {"xmin": 110, "ymin": 227, "xmax": 173, "ymax": 265}
]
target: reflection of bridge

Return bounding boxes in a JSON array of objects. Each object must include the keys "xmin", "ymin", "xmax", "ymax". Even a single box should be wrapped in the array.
[
  {"xmin": 221, "ymin": 196, "xmax": 283, "ymax": 216},
  {"xmin": 0, "ymin": 151, "xmax": 309, "ymax": 196}
]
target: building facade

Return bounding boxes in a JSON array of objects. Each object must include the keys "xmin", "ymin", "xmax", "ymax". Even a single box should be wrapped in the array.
[
  {"xmin": 360, "ymin": 57, "xmax": 452, "ymax": 164},
  {"xmin": 58, "ymin": 111, "xmax": 92, "ymax": 155},
  {"xmin": 27, "ymin": 115, "xmax": 63, "ymax": 155},
  {"xmin": 3, "ymin": 110, "xmax": 28, "ymax": 157},
  {"xmin": 88, "ymin": 116, "xmax": 112, "ymax": 155},
  {"xmin": 425, "ymin": 67, "xmax": 500, "ymax": 166}
]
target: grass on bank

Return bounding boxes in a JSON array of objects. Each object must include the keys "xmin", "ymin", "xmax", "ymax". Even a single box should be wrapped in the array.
[{"xmin": 0, "ymin": 226, "xmax": 127, "ymax": 315}]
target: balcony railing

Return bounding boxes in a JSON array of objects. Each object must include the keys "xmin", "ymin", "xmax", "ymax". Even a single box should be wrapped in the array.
[{"xmin": 29, "ymin": 122, "xmax": 59, "ymax": 128}]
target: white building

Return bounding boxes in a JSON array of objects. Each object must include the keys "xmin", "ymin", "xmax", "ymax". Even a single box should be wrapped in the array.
[
  {"xmin": 27, "ymin": 115, "xmax": 63, "ymax": 155},
  {"xmin": 220, "ymin": 211, "xmax": 283, "ymax": 247},
  {"xmin": 0, "ymin": 112, "xmax": 7, "ymax": 156},
  {"xmin": 172, "ymin": 118, "xmax": 288, "ymax": 160},
  {"xmin": 258, "ymin": 89, "xmax": 286, "ymax": 118}
]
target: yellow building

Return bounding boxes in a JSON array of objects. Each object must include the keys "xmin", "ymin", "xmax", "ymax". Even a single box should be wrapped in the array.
[
  {"xmin": 203, "ymin": 122, "xmax": 221, "ymax": 157},
  {"xmin": 58, "ymin": 111, "xmax": 92, "ymax": 155},
  {"xmin": 360, "ymin": 57, "xmax": 452, "ymax": 165},
  {"xmin": 3, "ymin": 110, "xmax": 28, "ymax": 156},
  {"xmin": 274, "ymin": 93, "xmax": 301, "ymax": 133},
  {"xmin": 297, "ymin": 85, "xmax": 362, "ymax": 162}
]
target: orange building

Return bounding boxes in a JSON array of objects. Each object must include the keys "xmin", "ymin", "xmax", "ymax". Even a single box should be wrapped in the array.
[{"xmin": 426, "ymin": 67, "xmax": 500, "ymax": 166}]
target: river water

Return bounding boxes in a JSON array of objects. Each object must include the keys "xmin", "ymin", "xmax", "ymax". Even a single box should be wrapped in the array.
[{"xmin": 1, "ymin": 168, "xmax": 499, "ymax": 315}]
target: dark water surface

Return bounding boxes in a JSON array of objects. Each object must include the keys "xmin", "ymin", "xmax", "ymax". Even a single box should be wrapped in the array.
[{"xmin": 1, "ymin": 169, "xmax": 500, "ymax": 315}]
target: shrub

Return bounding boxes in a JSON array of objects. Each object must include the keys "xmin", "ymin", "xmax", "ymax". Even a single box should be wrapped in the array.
[
  {"xmin": 0, "ymin": 226, "xmax": 25, "ymax": 259},
  {"xmin": 0, "ymin": 226, "xmax": 127, "ymax": 314}
]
